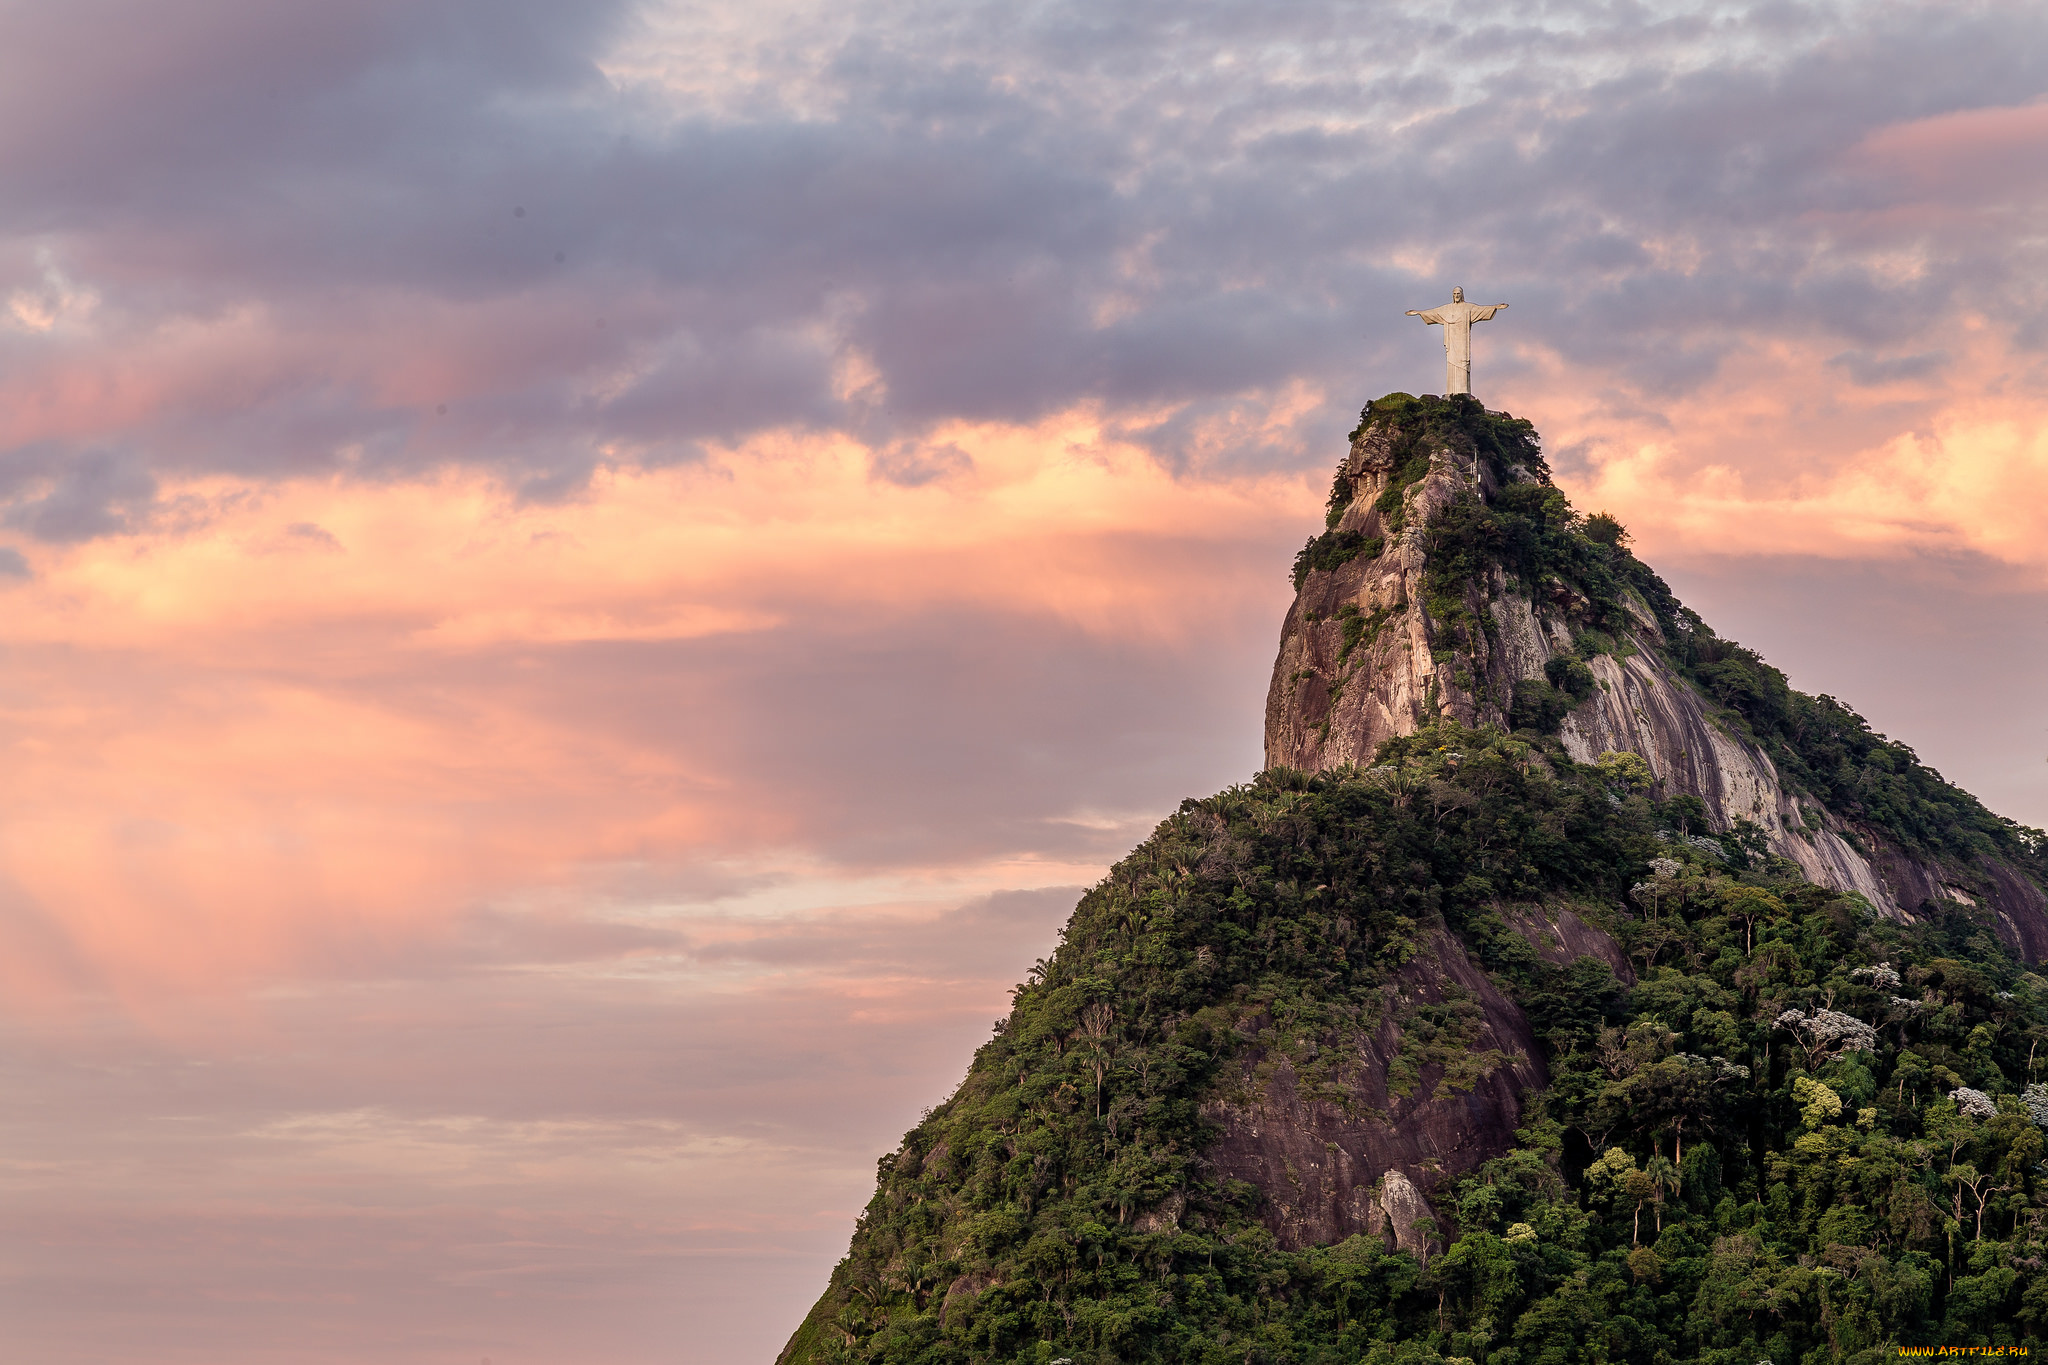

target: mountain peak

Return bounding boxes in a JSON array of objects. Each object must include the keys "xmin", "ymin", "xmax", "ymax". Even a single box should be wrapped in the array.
[
  {"xmin": 1269, "ymin": 393, "xmax": 2048, "ymax": 960},
  {"xmin": 780, "ymin": 397, "xmax": 2048, "ymax": 1365}
]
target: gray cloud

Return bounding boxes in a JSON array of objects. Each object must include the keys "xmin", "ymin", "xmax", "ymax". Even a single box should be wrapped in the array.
[
  {"xmin": 0, "ymin": 448, "xmax": 158, "ymax": 542},
  {"xmin": 398, "ymin": 587, "xmax": 1280, "ymax": 876},
  {"xmin": 870, "ymin": 440, "xmax": 974, "ymax": 486},
  {"xmin": 1827, "ymin": 349, "xmax": 1950, "ymax": 386},
  {"xmin": 2, "ymin": 0, "xmax": 2044, "ymax": 522}
]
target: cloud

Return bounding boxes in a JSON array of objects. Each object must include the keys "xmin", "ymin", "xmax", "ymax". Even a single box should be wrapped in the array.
[
  {"xmin": 280, "ymin": 520, "xmax": 344, "ymax": 550},
  {"xmin": 0, "ymin": 877, "xmax": 1076, "ymax": 1363},
  {"xmin": 1, "ymin": 447, "xmax": 157, "ymax": 542},
  {"xmin": 0, "ymin": 409, "xmax": 1299, "ymax": 1003},
  {"xmin": 0, "ymin": 0, "xmax": 2039, "ymax": 541},
  {"xmin": 1826, "ymin": 349, "xmax": 1948, "ymax": 387},
  {"xmin": 870, "ymin": 439, "xmax": 972, "ymax": 486},
  {"xmin": 1844, "ymin": 96, "xmax": 2048, "ymax": 214}
]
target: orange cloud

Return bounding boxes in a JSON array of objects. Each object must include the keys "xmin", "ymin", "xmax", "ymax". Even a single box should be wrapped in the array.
[
  {"xmin": 12, "ymin": 323, "xmax": 2043, "ymax": 1016},
  {"xmin": 13, "ymin": 400, "xmax": 1316, "ymax": 652},
  {"xmin": 0, "ymin": 402, "xmax": 1314, "ymax": 1008},
  {"xmin": 1496, "ymin": 330, "xmax": 2048, "ymax": 579}
]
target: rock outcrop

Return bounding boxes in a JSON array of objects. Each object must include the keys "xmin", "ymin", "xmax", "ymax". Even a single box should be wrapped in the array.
[
  {"xmin": 1239, "ymin": 391, "xmax": 2048, "ymax": 1251},
  {"xmin": 1201, "ymin": 927, "xmax": 1548, "ymax": 1251},
  {"xmin": 1265, "ymin": 396, "xmax": 2047, "ymax": 959}
]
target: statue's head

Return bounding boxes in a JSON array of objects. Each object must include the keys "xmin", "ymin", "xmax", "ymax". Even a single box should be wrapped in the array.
[{"xmin": 1451, "ymin": 286, "xmax": 1465, "ymax": 303}]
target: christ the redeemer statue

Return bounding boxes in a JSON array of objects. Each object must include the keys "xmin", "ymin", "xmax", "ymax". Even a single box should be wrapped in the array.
[{"xmin": 1406, "ymin": 286, "xmax": 1507, "ymax": 395}]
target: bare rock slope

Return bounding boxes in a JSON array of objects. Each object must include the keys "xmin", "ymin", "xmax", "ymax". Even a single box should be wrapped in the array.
[
  {"xmin": 1201, "ymin": 926, "xmax": 1566, "ymax": 1254},
  {"xmin": 1265, "ymin": 395, "xmax": 2048, "ymax": 959}
]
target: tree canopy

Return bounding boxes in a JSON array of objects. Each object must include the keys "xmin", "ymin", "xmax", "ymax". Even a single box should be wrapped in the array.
[{"xmin": 783, "ymin": 723, "xmax": 2048, "ymax": 1365}]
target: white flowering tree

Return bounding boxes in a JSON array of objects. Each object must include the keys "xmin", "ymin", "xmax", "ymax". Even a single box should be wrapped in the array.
[
  {"xmin": 1949, "ymin": 1086, "xmax": 1997, "ymax": 1120},
  {"xmin": 1773, "ymin": 1007, "xmax": 1878, "ymax": 1070},
  {"xmin": 2023, "ymin": 1083, "xmax": 2048, "ymax": 1129},
  {"xmin": 1630, "ymin": 857, "xmax": 1686, "ymax": 917}
]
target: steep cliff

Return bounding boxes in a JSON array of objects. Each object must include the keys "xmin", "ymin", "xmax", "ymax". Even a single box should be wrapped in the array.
[
  {"xmin": 1198, "ymin": 921, "xmax": 1572, "ymax": 1256},
  {"xmin": 1267, "ymin": 393, "xmax": 2048, "ymax": 961},
  {"xmin": 779, "ymin": 395, "xmax": 2048, "ymax": 1365}
]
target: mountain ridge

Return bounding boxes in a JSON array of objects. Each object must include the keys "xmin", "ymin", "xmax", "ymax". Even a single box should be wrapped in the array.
[
  {"xmin": 1267, "ymin": 393, "xmax": 2046, "ymax": 958},
  {"xmin": 778, "ymin": 394, "xmax": 2048, "ymax": 1365}
]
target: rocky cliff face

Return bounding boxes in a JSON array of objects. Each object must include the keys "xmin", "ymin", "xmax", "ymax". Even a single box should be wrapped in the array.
[
  {"xmin": 1200, "ymin": 925, "xmax": 1565, "ymax": 1254},
  {"xmin": 1200, "ymin": 906, "xmax": 1633, "ymax": 1256},
  {"xmin": 1265, "ymin": 396, "xmax": 2048, "ymax": 961},
  {"xmin": 778, "ymin": 396, "xmax": 2048, "ymax": 1365},
  {"xmin": 1219, "ymin": 390, "xmax": 2048, "ymax": 1254}
]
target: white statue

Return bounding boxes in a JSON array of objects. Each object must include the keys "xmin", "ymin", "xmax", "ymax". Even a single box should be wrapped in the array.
[{"xmin": 1406, "ymin": 286, "xmax": 1507, "ymax": 395}]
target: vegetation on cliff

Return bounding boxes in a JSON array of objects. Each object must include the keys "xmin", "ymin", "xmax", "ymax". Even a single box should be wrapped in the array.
[
  {"xmin": 783, "ymin": 396, "xmax": 2048, "ymax": 1365},
  {"xmin": 1308, "ymin": 394, "xmax": 2047, "ymax": 887},
  {"xmin": 782, "ymin": 723, "xmax": 2048, "ymax": 1364}
]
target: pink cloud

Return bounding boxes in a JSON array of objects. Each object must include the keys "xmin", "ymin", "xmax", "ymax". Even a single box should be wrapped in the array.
[
  {"xmin": 1483, "ymin": 327, "xmax": 2048, "ymax": 582},
  {"xmin": 2, "ymin": 887, "xmax": 1076, "ymax": 1363},
  {"xmin": 1849, "ymin": 97, "xmax": 2048, "ymax": 204},
  {"xmin": 0, "ymin": 405, "xmax": 1304, "ymax": 1006}
]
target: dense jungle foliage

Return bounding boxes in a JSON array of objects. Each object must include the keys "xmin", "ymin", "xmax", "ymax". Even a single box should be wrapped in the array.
[
  {"xmin": 1306, "ymin": 395, "xmax": 2048, "ymax": 886},
  {"xmin": 784, "ymin": 724, "xmax": 2048, "ymax": 1365}
]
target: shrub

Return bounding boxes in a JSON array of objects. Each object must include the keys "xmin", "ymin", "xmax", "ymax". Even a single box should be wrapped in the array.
[
  {"xmin": 1291, "ymin": 531, "xmax": 1383, "ymax": 589},
  {"xmin": 1544, "ymin": 655, "xmax": 1596, "ymax": 700},
  {"xmin": 1511, "ymin": 679, "xmax": 1572, "ymax": 734},
  {"xmin": 1582, "ymin": 511, "xmax": 1630, "ymax": 547}
]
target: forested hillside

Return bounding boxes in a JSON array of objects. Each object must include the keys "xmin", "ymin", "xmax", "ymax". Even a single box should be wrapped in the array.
[
  {"xmin": 782, "ymin": 727, "xmax": 2047, "ymax": 1363},
  {"xmin": 780, "ymin": 399, "xmax": 2048, "ymax": 1365}
]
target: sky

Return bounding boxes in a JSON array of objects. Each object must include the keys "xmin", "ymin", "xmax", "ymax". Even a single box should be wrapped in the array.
[{"xmin": 1, "ymin": 0, "xmax": 2046, "ymax": 1361}]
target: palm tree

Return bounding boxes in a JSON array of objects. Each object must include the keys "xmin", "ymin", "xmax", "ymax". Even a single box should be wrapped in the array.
[
  {"xmin": 1645, "ymin": 1154, "xmax": 1679, "ymax": 1234},
  {"xmin": 1078, "ymin": 1002, "xmax": 1116, "ymax": 1118}
]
